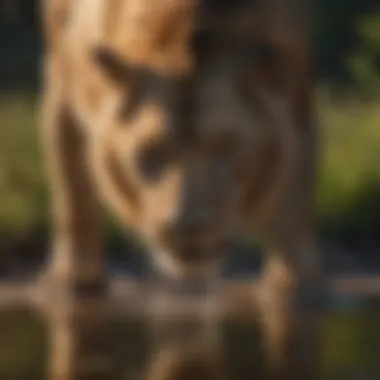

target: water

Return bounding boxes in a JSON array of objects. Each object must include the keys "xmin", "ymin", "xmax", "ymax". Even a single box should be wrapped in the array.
[{"xmin": 0, "ymin": 299, "xmax": 379, "ymax": 380}]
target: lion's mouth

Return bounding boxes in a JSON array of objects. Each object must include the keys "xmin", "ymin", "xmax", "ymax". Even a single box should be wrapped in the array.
[
  {"xmin": 150, "ymin": 239, "xmax": 230, "ymax": 281},
  {"xmin": 174, "ymin": 242, "xmax": 218, "ymax": 263},
  {"xmin": 153, "ymin": 254, "xmax": 221, "ymax": 282}
]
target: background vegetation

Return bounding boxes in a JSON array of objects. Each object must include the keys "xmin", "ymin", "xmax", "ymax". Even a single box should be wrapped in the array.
[{"xmin": 0, "ymin": 1, "xmax": 380, "ymax": 273}]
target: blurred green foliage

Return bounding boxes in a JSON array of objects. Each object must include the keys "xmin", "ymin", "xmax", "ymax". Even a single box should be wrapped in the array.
[
  {"xmin": 315, "ymin": 0, "xmax": 380, "ymax": 84},
  {"xmin": 0, "ymin": 95, "xmax": 46, "ymax": 238},
  {"xmin": 317, "ymin": 91, "xmax": 380, "ymax": 242},
  {"xmin": 348, "ymin": 12, "xmax": 380, "ymax": 92}
]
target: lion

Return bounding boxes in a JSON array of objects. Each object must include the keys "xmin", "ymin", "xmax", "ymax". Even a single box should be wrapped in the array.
[{"xmin": 40, "ymin": 0, "xmax": 321, "ymax": 375}]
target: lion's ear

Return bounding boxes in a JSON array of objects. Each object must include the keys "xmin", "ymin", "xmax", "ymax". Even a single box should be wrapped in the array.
[{"xmin": 92, "ymin": 46, "xmax": 132, "ymax": 84}]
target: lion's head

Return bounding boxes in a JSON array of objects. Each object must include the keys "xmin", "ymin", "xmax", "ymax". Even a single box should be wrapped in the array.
[{"xmin": 85, "ymin": 0, "xmax": 309, "ymax": 277}]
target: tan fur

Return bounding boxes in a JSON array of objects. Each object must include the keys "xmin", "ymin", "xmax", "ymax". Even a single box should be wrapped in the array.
[{"xmin": 40, "ymin": 0, "xmax": 319, "ymax": 376}]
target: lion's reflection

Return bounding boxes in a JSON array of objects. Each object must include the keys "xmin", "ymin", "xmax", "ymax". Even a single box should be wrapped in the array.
[
  {"xmin": 44, "ymin": 291, "xmax": 320, "ymax": 380},
  {"xmin": 44, "ymin": 295, "xmax": 112, "ymax": 380},
  {"xmin": 144, "ymin": 339, "xmax": 225, "ymax": 380}
]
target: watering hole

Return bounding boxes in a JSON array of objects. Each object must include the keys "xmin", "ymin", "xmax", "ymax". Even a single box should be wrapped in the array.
[{"xmin": 0, "ymin": 295, "xmax": 379, "ymax": 380}]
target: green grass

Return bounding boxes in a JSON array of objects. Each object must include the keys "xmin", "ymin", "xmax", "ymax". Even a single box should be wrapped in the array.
[
  {"xmin": 0, "ymin": 94, "xmax": 47, "ymax": 240},
  {"xmin": 317, "ymin": 90, "xmax": 380, "ymax": 238},
  {"xmin": 0, "ymin": 89, "xmax": 380, "ymax": 243}
]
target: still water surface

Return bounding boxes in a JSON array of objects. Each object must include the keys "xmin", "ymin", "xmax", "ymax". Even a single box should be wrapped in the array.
[{"xmin": 0, "ymin": 298, "xmax": 379, "ymax": 380}]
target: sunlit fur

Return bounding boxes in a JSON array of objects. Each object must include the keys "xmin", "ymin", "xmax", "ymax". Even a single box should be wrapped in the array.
[
  {"xmin": 41, "ymin": 0, "xmax": 315, "ymax": 280},
  {"xmin": 41, "ymin": 0, "xmax": 318, "ymax": 374}
]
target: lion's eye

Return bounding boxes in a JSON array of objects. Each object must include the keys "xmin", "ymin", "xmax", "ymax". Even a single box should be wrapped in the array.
[
  {"xmin": 214, "ymin": 136, "xmax": 236, "ymax": 156},
  {"xmin": 210, "ymin": 134, "xmax": 240, "ymax": 166},
  {"xmin": 93, "ymin": 47, "xmax": 131, "ymax": 84},
  {"xmin": 192, "ymin": 33, "xmax": 214, "ymax": 63},
  {"xmin": 243, "ymin": 41, "xmax": 277, "ymax": 67},
  {"xmin": 238, "ymin": 41, "xmax": 279, "ymax": 99},
  {"xmin": 138, "ymin": 142, "xmax": 174, "ymax": 182},
  {"xmin": 209, "ymin": 135, "xmax": 241, "ymax": 183}
]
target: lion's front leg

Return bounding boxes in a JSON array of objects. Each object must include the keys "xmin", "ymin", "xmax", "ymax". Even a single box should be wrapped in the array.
[
  {"xmin": 39, "ymin": 62, "xmax": 105, "ymax": 295},
  {"xmin": 258, "ymin": 234, "xmax": 324, "ymax": 379}
]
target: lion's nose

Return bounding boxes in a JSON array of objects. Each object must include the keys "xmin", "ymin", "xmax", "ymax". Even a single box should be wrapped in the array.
[
  {"xmin": 162, "ymin": 215, "xmax": 210, "ymax": 242},
  {"xmin": 178, "ymin": 212, "xmax": 210, "ymax": 234},
  {"xmin": 159, "ymin": 207, "xmax": 212, "ymax": 246},
  {"xmin": 158, "ymin": 215, "xmax": 219, "ymax": 265}
]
